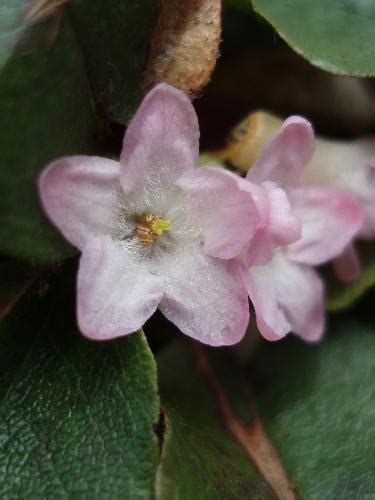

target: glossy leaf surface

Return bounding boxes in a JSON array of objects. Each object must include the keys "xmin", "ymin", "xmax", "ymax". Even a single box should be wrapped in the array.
[
  {"xmin": 0, "ymin": 270, "xmax": 160, "ymax": 498},
  {"xmin": 252, "ymin": 0, "xmax": 375, "ymax": 76},
  {"xmin": 0, "ymin": 19, "xmax": 94, "ymax": 263}
]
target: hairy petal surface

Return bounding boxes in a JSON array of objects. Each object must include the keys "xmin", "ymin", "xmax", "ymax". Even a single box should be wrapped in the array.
[
  {"xmin": 159, "ymin": 246, "xmax": 249, "ymax": 346},
  {"xmin": 244, "ymin": 252, "xmax": 324, "ymax": 342},
  {"xmin": 120, "ymin": 83, "xmax": 199, "ymax": 194},
  {"xmin": 39, "ymin": 156, "xmax": 120, "ymax": 250},
  {"xmin": 77, "ymin": 237, "xmax": 164, "ymax": 340},
  {"xmin": 247, "ymin": 116, "xmax": 315, "ymax": 188},
  {"xmin": 176, "ymin": 167, "xmax": 258, "ymax": 259},
  {"xmin": 287, "ymin": 187, "xmax": 364, "ymax": 265}
]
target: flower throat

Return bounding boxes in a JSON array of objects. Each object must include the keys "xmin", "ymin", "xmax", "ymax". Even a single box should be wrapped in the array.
[{"xmin": 134, "ymin": 212, "xmax": 171, "ymax": 246}]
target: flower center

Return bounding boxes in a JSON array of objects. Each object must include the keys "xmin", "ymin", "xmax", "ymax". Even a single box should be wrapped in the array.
[{"xmin": 134, "ymin": 212, "xmax": 172, "ymax": 246}]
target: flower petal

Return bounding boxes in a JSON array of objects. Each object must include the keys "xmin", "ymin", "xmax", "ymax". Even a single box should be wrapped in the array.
[
  {"xmin": 287, "ymin": 187, "xmax": 364, "ymax": 265},
  {"xmin": 305, "ymin": 136, "xmax": 375, "ymax": 239},
  {"xmin": 159, "ymin": 247, "xmax": 249, "ymax": 346},
  {"xmin": 241, "ymin": 259, "xmax": 291, "ymax": 341},
  {"xmin": 39, "ymin": 156, "xmax": 120, "ymax": 250},
  {"xmin": 77, "ymin": 236, "xmax": 164, "ymax": 340},
  {"xmin": 243, "ymin": 252, "xmax": 324, "ymax": 342},
  {"xmin": 176, "ymin": 167, "xmax": 258, "ymax": 259},
  {"xmin": 247, "ymin": 116, "xmax": 314, "ymax": 188},
  {"xmin": 120, "ymin": 83, "xmax": 199, "ymax": 194},
  {"xmin": 244, "ymin": 182, "xmax": 301, "ymax": 266}
]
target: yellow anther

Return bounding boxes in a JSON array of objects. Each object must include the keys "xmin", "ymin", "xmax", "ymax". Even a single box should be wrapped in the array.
[
  {"xmin": 151, "ymin": 217, "xmax": 171, "ymax": 235},
  {"xmin": 134, "ymin": 212, "xmax": 171, "ymax": 245}
]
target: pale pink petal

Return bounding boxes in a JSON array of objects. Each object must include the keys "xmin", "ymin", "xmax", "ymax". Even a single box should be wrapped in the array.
[
  {"xmin": 77, "ymin": 236, "xmax": 164, "ymax": 340},
  {"xmin": 39, "ymin": 156, "xmax": 120, "ymax": 250},
  {"xmin": 241, "ymin": 258, "xmax": 291, "ymax": 341},
  {"xmin": 244, "ymin": 182, "xmax": 301, "ymax": 266},
  {"xmin": 276, "ymin": 258, "xmax": 324, "ymax": 343},
  {"xmin": 120, "ymin": 83, "xmax": 199, "ymax": 194},
  {"xmin": 333, "ymin": 243, "xmax": 362, "ymax": 284},
  {"xmin": 176, "ymin": 167, "xmax": 258, "ymax": 259},
  {"xmin": 247, "ymin": 116, "xmax": 314, "ymax": 188},
  {"xmin": 261, "ymin": 182, "xmax": 302, "ymax": 247},
  {"xmin": 243, "ymin": 252, "xmax": 325, "ymax": 342},
  {"xmin": 304, "ymin": 136, "xmax": 375, "ymax": 239},
  {"xmin": 158, "ymin": 247, "xmax": 249, "ymax": 346},
  {"xmin": 287, "ymin": 187, "xmax": 364, "ymax": 265}
]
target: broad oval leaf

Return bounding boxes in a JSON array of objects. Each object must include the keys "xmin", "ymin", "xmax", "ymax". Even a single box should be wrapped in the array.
[
  {"xmin": 250, "ymin": 320, "xmax": 375, "ymax": 498},
  {"xmin": 252, "ymin": 0, "xmax": 375, "ymax": 76},
  {"xmin": 156, "ymin": 317, "xmax": 375, "ymax": 498},
  {"xmin": 0, "ymin": 270, "xmax": 160, "ymax": 498},
  {"xmin": 0, "ymin": 18, "xmax": 95, "ymax": 264},
  {"xmin": 69, "ymin": 0, "xmax": 156, "ymax": 124},
  {"xmin": 156, "ymin": 341, "xmax": 292, "ymax": 499}
]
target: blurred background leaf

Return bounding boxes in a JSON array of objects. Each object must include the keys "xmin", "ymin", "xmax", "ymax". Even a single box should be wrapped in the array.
[
  {"xmin": 156, "ymin": 340, "xmax": 291, "ymax": 499},
  {"xmin": 0, "ymin": 2, "xmax": 29, "ymax": 69},
  {"xmin": 326, "ymin": 241, "xmax": 375, "ymax": 312},
  {"xmin": 0, "ymin": 266, "xmax": 160, "ymax": 498},
  {"xmin": 0, "ymin": 18, "xmax": 94, "ymax": 264},
  {"xmin": 229, "ymin": 0, "xmax": 375, "ymax": 76},
  {"xmin": 69, "ymin": 0, "xmax": 156, "ymax": 125},
  {"xmin": 155, "ymin": 315, "xmax": 375, "ymax": 499},
  {"xmin": 250, "ymin": 318, "xmax": 375, "ymax": 498}
]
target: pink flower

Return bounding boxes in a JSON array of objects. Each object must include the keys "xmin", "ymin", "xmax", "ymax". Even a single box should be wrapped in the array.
[
  {"xmin": 304, "ymin": 135, "xmax": 375, "ymax": 239},
  {"xmin": 304, "ymin": 135, "xmax": 375, "ymax": 282},
  {"xmin": 39, "ymin": 84, "xmax": 259, "ymax": 346},
  {"xmin": 241, "ymin": 117, "xmax": 364, "ymax": 342}
]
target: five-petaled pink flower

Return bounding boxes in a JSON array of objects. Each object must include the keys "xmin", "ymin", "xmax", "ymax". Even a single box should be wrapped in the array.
[
  {"xmin": 240, "ymin": 117, "xmax": 364, "ymax": 342},
  {"xmin": 39, "ymin": 84, "xmax": 260, "ymax": 346}
]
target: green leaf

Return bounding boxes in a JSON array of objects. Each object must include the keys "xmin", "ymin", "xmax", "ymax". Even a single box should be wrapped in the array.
[
  {"xmin": 251, "ymin": 0, "xmax": 375, "ymax": 76},
  {"xmin": 0, "ymin": 2, "xmax": 27, "ymax": 69},
  {"xmin": 0, "ymin": 2, "xmax": 157, "ymax": 263},
  {"xmin": 69, "ymin": 0, "xmax": 157, "ymax": 124},
  {"xmin": 156, "ymin": 319, "xmax": 375, "ymax": 498},
  {"xmin": 250, "ymin": 320, "xmax": 375, "ymax": 498},
  {"xmin": 156, "ymin": 341, "xmax": 288, "ymax": 499},
  {"xmin": 0, "ymin": 269, "xmax": 160, "ymax": 498},
  {"xmin": 0, "ymin": 18, "xmax": 95, "ymax": 264},
  {"xmin": 326, "ymin": 241, "xmax": 375, "ymax": 312}
]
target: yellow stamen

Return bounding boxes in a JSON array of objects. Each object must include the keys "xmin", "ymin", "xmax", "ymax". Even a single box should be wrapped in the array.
[
  {"xmin": 151, "ymin": 217, "xmax": 171, "ymax": 235},
  {"xmin": 134, "ymin": 212, "xmax": 171, "ymax": 245}
]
